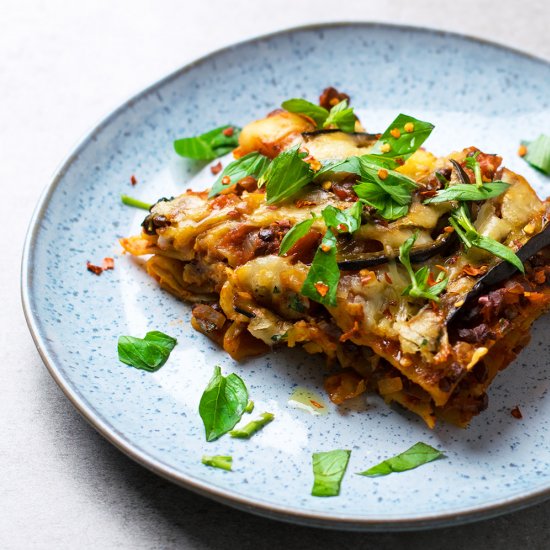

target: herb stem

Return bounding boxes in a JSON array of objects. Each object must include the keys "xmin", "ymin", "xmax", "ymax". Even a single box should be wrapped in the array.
[
  {"xmin": 121, "ymin": 194, "xmax": 152, "ymax": 210},
  {"xmin": 230, "ymin": 412, "xmax": 274, "ymax": 439}
]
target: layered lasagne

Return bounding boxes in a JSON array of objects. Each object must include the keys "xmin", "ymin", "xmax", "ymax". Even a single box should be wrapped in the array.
[{"xmin": 122, "ymin": 88, "xmax": 550, "ymax": 427}]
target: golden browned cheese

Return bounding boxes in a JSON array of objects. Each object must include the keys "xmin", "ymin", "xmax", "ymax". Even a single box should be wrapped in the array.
[{"xmin": 121, "ymin": 106, "xmax": 550, "ymax": 427}]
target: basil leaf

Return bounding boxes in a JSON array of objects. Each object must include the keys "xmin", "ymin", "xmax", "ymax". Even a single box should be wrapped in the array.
[
  {"xmin": 301, "ymin": 229, "xmax": 340, "ymax": 307},
  {"xmin": 279, "ymin": 216, "xmax": 316, "ymax": 256},
  {"xmin": 450, "ymin": 204, "xmax": 525, "ymax": 274},
  {"xmin": 117, "ymin": 331, "xmax": 177, "ymax": 372},
  {"xmin": 369, "ymin": 114, "xmax": 434, "ymax": 169},
  {"xmin": 315, "ymin": 157, "xmax": 361, "ymax": 179},
  {"xmin": 259, "ymin": 145, "xmax": 314, "ymax": 204},
  {"xmin": 282, "ymin": 98, "xmax": 329, "ymax": 127},
  {"xmin": 321, "ymin": 201, "xmax": 363, "ymax": 233},
  {"xmin": 357, "ymin": 442, "xmax": 444, "ymax": 477},
  {"xmin": 208, "ymin": 152, "xmax": 270, "ymax": 198},
  {"xmin": 354, "ymin": 160, "xmax": 417, "ymax": 221},
  {"xmin": 201, "ymin": 455, "xmax": 232, "ymax": 471},
  {"xmin": 323, "ymin": 100, "xmax": 356, "ymax": 133},
  {"xmin": 198, "ymin": 366, "xmax": 249, "ymax": 442},
  {"xmin": 230, "ymin": 412, "xmax": 274, "ymax": 439},
  {"xmin": 424, "ymin": 182, "xmax": 509, "ymax": 204},
  {"xmin": 523, "ymin": 134, "xmax": 550, "ymax": 175},
  {"xmin": 399, "ymin": 233, "xmax": 448, "ymax": 302},
  {"xmin": 311, "ymin": 449, "xmax": 351, "ymax": 497},
  {"xmin": 174, "ymin": 125, "xmax": 240, "ymax": 161},
  {"xmin": 471, "ymin": 234, "xmax": 525, "ymax": 273}
]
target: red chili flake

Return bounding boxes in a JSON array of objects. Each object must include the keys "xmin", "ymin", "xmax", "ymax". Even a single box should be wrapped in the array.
[
  {"xmin": 210, "ymin": 161, "xmax": 222, "ymax": 175},
  {"xmin": 310, "ymin": 400, "xmax": 324, "ymax": 409},
  {"xmin": 426, "ymin": 272, "xmax": 437, "ymax": 287},
  {"xmin": 266, "ymin": 205, "xmax": 279, "ymax": 211},
  {"xmin": 314, "ymin": 282, "xmax": 329, "ymax": 297},
  {"xmin": 102, "ymin": 257, "xmax": 115, "ymax": 270},
  {"xmin": 463, "ymin": 264, "xmax": 488, "ymax": 277},
  {"xmin": 86, "ymin": 261, "xmax": 103, "ymax": 276},
  {"xmin": 518, "ymin": 145, "xmax": 527, "ymax": 157},
  {"xmin": 221, "ymin": 175, "xmax": 231, "ymax": 185},
  {"xmin": 222, "ymin": 127, "xmax": 234, "ymax": 137},
  {"xmin": 295, "ymin": 199, "xmax": 317, "ymax": 208},
  {"xmin": 511, "ymin": 406, "xmax": 523, "ymax": 419},
  {"xmin": 130, "ymin": 175, "xmax": 137, "ymax": 186},
  {"xmin": 384, "ymin": 272, "xmax": 393, "ymax": 284}
]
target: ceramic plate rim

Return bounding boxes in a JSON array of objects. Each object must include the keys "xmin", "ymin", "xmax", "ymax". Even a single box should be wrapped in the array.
[{"xmin": 21, "ymin": 22, "xmax": 550, "ymax": 531}]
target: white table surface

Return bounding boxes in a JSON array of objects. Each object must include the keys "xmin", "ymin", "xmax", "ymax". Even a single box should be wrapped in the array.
[{"xmin": 2, "ymin": 0, "xmax": 550, "ymax": 547}]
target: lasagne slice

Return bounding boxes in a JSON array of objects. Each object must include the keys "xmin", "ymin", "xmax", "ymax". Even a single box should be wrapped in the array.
[{"xmin": 122, "ymin": 92, "xmax": 550, "ymax": 427}]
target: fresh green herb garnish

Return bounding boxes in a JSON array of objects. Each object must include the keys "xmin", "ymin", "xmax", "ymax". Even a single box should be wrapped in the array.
[
  {"xmin": 357, "ymin": 442, "xmax": 444, "ymax": 477},
  {"xmin": 208, "ymin": 152, "xmax": 270, "ymax": 198},
  {"xmin": 314, "ymin": 157, "xmax": 361, "ymax": 179},
  {"xmin": 117, "ymin": 331, "xmax": 177, "ymax": 372},
  {"xmin": 301, "ymin": 229, "xmax": 340, "ymax": 307},
  {"xmin": 354, "ymin": 159, "xmax": 417, "ymax": 220},
  {"xmin": 279, "ymin": 216, "xmax": 317, "ymax": 256},
  {"xmin": 450, "ymin": 203, "xmax": 525, "ymax": 273},
  {"xmin": 121, "ymin": 194, "xmax": 152, "ymax": 210},
  {"xmin": 201, "ymin": 455, "xmax": 233, "ymax": 471},
  {"xmin": 311, "ymin": 449, "xmax": 351, "ymax": 497},
  {"xmin": 281, "ymin": 98, "xmax": 330, "ymax": 127},
  {"xmin": 423, "ymin": 182, "xmax": 509, "ymax": 204},
  {"xmin": 244, "ymin": 400, "xmax": 255, "ymax": 413},
  {"xmin": 464, "ymin": 152, "xmax": 483, "ymax": 187},
  {"xmin": 258, "ymin": 145, "xmax": 314, "ymax": 204},
  {"xmin": 321, "ymin": 201, "xmax": 363, "ymax": 233},
  {"xmin": 522, "ymin": 134, "xmax": 550, "ymax": 175},
  {"xmin": 281, "ymin": 98, "xmax": 355, "ymax": 132},
  {"xmin": 174, "ymin": 125, "xmax": 240, "ymax": 161},
  {"xmin": 398, "ymin": 233, "xmax": 448, "ymax": 303},
  {"xmin": 322, "ymin": 99, "xmax": 356, "ymax": 133},
  {"xmin": 368, "ymin": 114, "xmax": 434, "ymax": 169},
  {"xmin": 230, "ymin": 412, "xmax": 274, "ymax": 439},
  {"xmin": 198, "ymin": 366, "xmax": 249, "ymax": 442}
]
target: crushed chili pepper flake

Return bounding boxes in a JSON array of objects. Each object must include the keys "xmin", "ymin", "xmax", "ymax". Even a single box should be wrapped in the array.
[
  {"xmin": 130, "ymin": 175, "xmax": 137, "ymax": 186},
  {"xmin": 221, "ymin": 175, "xmax": 231, "ymax": 185},
  {"xmin": 102, "ymin": 257, "xmax": 115, "ymax": 270},
  {"xmin": 443, "ymin": 226, "xmax": 454, "ymax": 233},
  {"xmin": 377, "ymin": 168, "xmax": 388, "ymax": 180},
  {"xmin": 222, "ymin": 127, "xmax": 234, "ymax": 137},
  {"xmin": 384, "ymin": 272, "xmax": 393, "ymax": 284},
  {"xmin": 314, "ymin": 282, "xmax": 329, "ymax": 297},
  {"xmin": 86, "ymin": 261, "xmax": 103, "ymax": 276},
  {"xmin": 390, "ymin": 128, "xmax": 401, "ymax": 139},
  {"xmin": 295, "ymin": 199, "xmax": 316, "ymax": 208},
  {"xmin": 321, "ymin": 243, "xmax": 332, "ymax": 253},
  {"xmin": 463, "ymin": 264, "xmax": 488, "ymax": 277},
  {"xmin": 518, "ymin": 144, "xmax": 528, "ymax": 157},
  {"xmin": 404, "ymin": 122, "xmax": 415, "ymax": 133},
  {"xmin": 435, "ymin": 264, "xmax": 448, "ymax": 274},
  {"xmin": 322, "ymin": 181, "xmax": 332, "ymax": 191},
  {"xmin": 511, "ymin": 406, "xmax": 523, "ymax": 419},
  {"xmin": 310, "ymin": 400, "xmax": 324, "ymax": 409},
  {"xmin": 380, "ymin": 143, "xmax": 391, "ymax": 153},
  {"xmin": 210, "ymin": 161, "xmax": 222, "ymax": 175},
  {"xmin": 329, "ymin": 97, "xmax": 340, "ymax": 106},
  {"xmin": 337, "ymin": 223, "xmax": 348, "ymax": 232}
]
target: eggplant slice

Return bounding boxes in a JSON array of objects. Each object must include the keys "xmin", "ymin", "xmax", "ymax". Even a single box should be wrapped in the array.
[
  {"xmin": 336, "ymin": 229, "xmax": 457, "ymax": 270},
  {"xmin": 448, "ymin": 221, "xmax": 550, "ymax": 324}
]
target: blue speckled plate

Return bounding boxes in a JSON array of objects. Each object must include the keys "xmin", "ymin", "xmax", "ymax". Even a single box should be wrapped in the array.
[{"xmin": 22, "ymin": 24, "xmax": 550, "ymax": 530}]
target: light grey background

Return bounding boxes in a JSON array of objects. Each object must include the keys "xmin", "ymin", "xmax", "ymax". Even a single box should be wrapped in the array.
[{"xmin": 2, "ymin": 1, "xmax": 550, "ymax": 548}]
